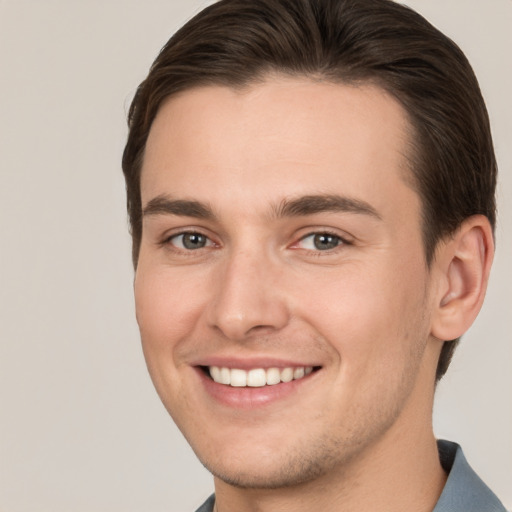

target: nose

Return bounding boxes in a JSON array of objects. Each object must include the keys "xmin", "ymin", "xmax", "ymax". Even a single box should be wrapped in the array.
[{"xmin": 206, "ymin": 248, "xmax": 290, "ymax": 341}]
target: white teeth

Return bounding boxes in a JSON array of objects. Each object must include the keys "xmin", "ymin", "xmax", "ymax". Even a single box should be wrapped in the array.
[
  {"xmin": 210, "ymin": 366, "xmax": 221, "ymax": 382},
  {"xmin": 230, "ymin": 369, "xmax": 247, "ymax": 387},
  {"xmin": 220, "ymin": 367, "xmax": 231, "ymax": 385},
  {"xmin": 293, "ymin": 367, "xmax": 305, "ymax": 380},
  {"xmin": 208, "ymin": 366, "xmax": 314, "ymax": 387},
  {"xmin": 247, "ymin": 368, "xmax": 266, "ymax": 387},
  {"xmin": 280, "ymin": 367, "xmax": 294, "ymax": 383},
  {"xmin": 266, "ymin": 367, "xmax": 281, "ymax": 385}
]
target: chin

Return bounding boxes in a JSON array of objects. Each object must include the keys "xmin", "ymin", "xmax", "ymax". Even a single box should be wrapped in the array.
[
  {"xmin": 205, "ymin": 459, "xmax": 330, "ymax": 490},
  {"xmin": 195, "ymin": 436, "xmax": 349, "ymax": 490}
]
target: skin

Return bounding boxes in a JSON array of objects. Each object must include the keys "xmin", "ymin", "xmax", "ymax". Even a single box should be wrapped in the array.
[{"xmin": 134, "ymin": 77, "xmax": 493, "ymax": 512}]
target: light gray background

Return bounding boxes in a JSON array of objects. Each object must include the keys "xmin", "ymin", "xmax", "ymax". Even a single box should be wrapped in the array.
[{"xmin": 0, "ymin": 1, "xmax": 510, "ymax": 511}]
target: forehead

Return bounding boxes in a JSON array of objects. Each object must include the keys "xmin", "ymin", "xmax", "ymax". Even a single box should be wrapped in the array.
[{"xmin": 141, "ymin": 77, "xmax": 418, "ymax": 223}]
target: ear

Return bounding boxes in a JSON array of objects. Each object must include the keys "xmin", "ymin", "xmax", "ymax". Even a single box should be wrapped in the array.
[{"xmin": 430, "ymin": 215, "xmax": 494, "ymax": 341}]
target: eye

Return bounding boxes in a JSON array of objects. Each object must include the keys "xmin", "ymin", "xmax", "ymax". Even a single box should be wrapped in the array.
[
  {"xmin": 168, "ymin": 232, "xmax": 213, "ymax": 250},
  {"xmin": 298, "ymin": 232, "xmax": 344, "ymax": 251}
]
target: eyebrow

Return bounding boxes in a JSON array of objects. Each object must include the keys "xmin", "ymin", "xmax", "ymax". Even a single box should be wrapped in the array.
[
  {"xmin": 273, "ymin": 194, "xmax": 382, "ymax": 220},
  {"xmin": 142, "ymin": 193, "xmax": 381, "ymax": 221},
  {"xmin": 142, "ymin": 195, "xmax": 215, "ymax": 219}
]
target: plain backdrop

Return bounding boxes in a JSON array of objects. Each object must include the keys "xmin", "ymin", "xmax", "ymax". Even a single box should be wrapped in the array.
[{"xmin": 0, "ymin": 1, "xmax": 510, "ymax": 511}]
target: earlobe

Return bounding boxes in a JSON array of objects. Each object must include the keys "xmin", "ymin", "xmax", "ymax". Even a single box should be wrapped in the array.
[{"xmin": 431, "ymin": 215, "xmax": 494, "ymax": 341}]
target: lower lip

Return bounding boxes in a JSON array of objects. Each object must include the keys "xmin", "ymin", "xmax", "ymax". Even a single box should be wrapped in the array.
[{"xmin": 196, "ymin": 368, "xmax": 318, "ymax": 409}]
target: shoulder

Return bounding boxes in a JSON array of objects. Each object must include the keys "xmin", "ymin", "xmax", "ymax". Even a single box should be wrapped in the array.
[{"xmin": 434, "ymin": 440, "xmax": 507, "ymax": 512}]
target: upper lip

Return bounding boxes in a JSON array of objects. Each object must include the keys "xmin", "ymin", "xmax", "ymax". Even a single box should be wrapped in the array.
[{"xmin": 192, "ymin": 356, "xmax": 321, "ymax": 370}]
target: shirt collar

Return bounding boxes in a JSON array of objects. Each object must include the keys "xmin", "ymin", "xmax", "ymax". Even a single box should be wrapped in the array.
[{"xmin": 433, "ymin": 440, "xmax": 506, "ymax": 512}]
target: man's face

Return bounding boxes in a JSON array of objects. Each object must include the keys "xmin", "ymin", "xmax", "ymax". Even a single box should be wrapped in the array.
[{"xmin": 135, "ymin": 78, "xmax": 441, "ymax": 488}]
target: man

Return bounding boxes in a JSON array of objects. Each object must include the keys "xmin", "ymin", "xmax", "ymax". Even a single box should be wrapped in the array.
[{"xmin": 122, "ymin": 0, "xmax": 506, "ymax": 510}]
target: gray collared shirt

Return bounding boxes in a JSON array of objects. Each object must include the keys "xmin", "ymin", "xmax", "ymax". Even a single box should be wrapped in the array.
[
  {"xmin": 434, "ymin": 440, "xmax": 506, "ymax": 512},
  {"xmin": 195, "ymin": 440, "xmax": 507, "ymax": 512}
]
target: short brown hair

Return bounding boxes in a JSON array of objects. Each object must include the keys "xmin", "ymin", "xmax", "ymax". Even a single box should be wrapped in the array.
[{"xmin": 122, "ymin": 0, "xmax": 497, "ymax": 380}]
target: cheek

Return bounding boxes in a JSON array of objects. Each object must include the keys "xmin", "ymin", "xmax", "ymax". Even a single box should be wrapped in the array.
[
  {"xmin": 133, "ymin": 265, "xmax": 206, "ymax": 410},
  {"xmin": 291, "ymin": 262, "xmax": 397, "ymax": 330},
  {"xmin": 135, "ymin": 263, "xmax": 203, "ymax": 336},
  {"xmin": 291, "ymin": 259, "xmax": 428, "ymax": 371},
  {"xmin": 134, "ymin": 266, "xmax": 207, "ymax": 381}
]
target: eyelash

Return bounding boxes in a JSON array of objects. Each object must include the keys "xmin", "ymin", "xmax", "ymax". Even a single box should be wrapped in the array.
[
  {"xmin": 162, "ymin": 231, "xmax": 216, "ymax": 251},
  {"xmin": 294, "ymin": 231, "xmax": 350, "ymax": 253},
  {"xmin": 162, "ymin": 228, "xmax": 351, "ymax": 256}
]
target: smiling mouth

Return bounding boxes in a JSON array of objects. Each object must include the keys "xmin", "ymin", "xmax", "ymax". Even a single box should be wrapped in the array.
[{"xmin": 203, "ymin": 366, "xmax": 319, "ymax": 387}]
